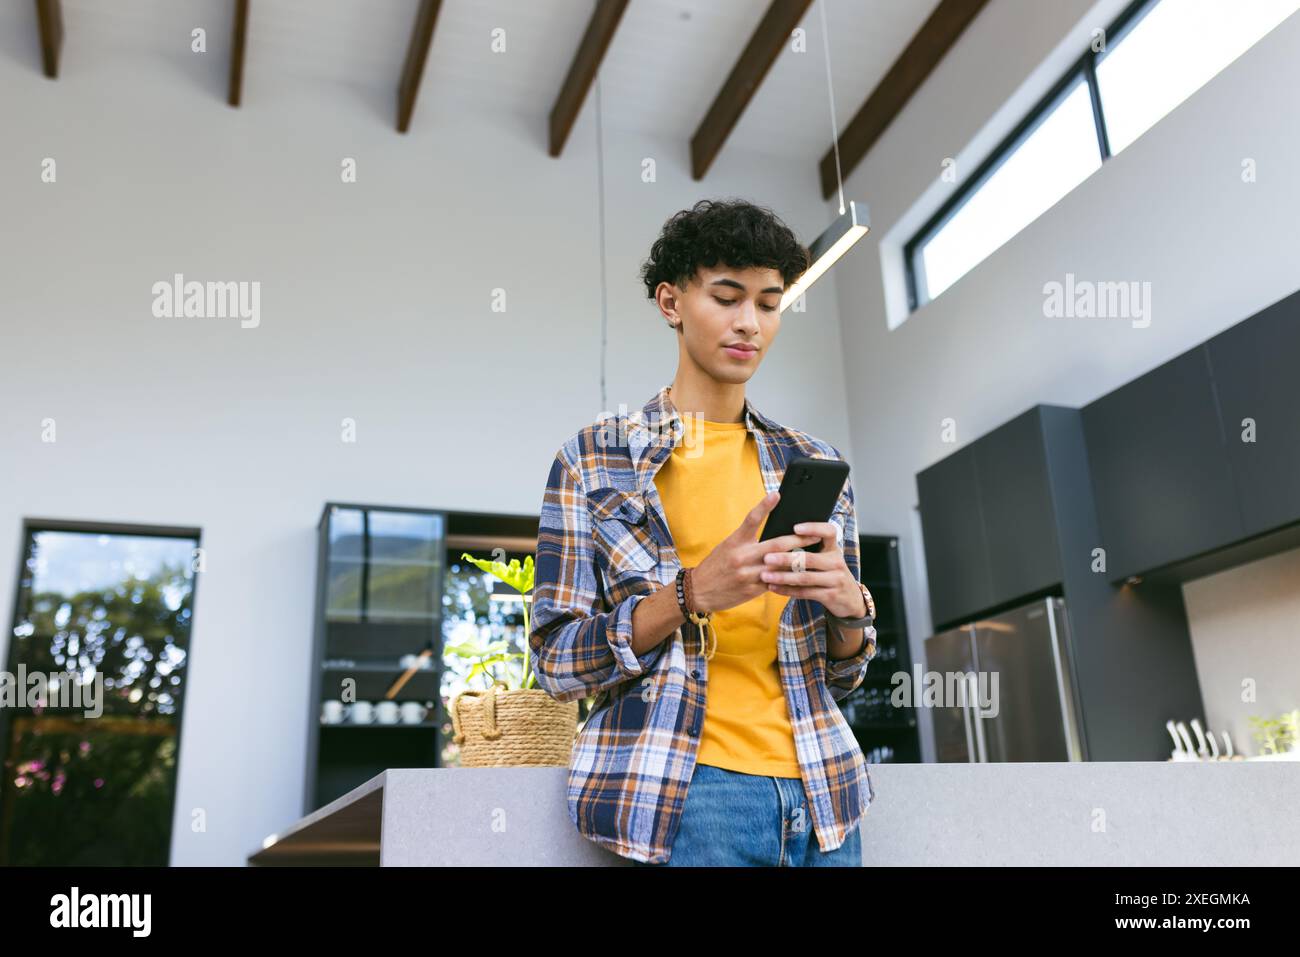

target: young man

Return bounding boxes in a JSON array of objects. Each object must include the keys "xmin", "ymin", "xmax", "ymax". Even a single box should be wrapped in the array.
[{"xmin": 529, "ymin": 198, "xmax": 878, "ymax": 867}]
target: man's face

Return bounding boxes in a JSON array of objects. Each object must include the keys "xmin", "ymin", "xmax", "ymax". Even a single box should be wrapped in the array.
[{"xmin": 657, "ymin": 265, "xmax": 783, "ymax": 385}]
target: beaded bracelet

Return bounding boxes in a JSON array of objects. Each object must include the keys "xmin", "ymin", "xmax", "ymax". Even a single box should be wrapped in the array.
[
  {"xmin": 673, "ymin": 567, "xmax": 716, "ymax": 660},
  {"xmin": 674, "ymin": 567, "xmax": 690, "ymax": 619}
]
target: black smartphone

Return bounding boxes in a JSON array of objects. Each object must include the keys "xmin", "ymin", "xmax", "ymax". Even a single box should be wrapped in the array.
[{"xmin": 758, "ymin": 455, "xmax": 850, "ymax": 553}]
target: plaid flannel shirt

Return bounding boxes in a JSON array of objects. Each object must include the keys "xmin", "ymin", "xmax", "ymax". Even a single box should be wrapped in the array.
[{"xmin": 529, "ymin": 384, "xmax": 877, "ymax": 864}]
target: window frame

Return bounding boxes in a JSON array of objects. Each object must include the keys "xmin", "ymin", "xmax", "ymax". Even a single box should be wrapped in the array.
[{"xmin": 904, "ymin": 0, "xmax": 1163, "ymax": 311}]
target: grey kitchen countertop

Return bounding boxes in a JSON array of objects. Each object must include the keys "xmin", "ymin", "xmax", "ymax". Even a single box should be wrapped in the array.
[{"xmin": 249, "ymin": 761, "xmax": 1300, "ymax": 866}]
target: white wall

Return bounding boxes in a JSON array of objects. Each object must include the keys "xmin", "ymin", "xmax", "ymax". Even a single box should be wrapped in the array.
[
  {"xmin": 0, "ymin": 50, "xmax": 853, "ymax": 863},
  {"xmin": 829, "ymin": 0, "xmax": 1300, "ymax": 760},
  {"xmin": 1182, "ymin": 546, "xmax": 1300, "ymax": 757}
]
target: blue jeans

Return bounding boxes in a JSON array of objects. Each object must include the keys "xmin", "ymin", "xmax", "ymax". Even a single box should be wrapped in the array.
[{"xmin": 633, "ymin": 762, "xmax": 862, "ymax": 867}]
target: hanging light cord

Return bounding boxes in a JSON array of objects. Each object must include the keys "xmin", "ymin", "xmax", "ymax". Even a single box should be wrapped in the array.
[
  {"xmin": 818, "ymin": 0, "xmax": 846, "ymax": 216},
  {"xmin": 595, "ymin": 71, "xmax": 609, "ymax": 413}
]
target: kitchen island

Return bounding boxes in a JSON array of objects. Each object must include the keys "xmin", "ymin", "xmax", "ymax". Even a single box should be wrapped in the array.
[{"xmin": 249, "ymin": 761, "xmax": 1299, "ymax": 866}]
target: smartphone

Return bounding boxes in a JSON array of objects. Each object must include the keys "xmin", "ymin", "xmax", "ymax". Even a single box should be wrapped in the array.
[{"xmin": 758, "ymin": 455, "xmax": 850, "ymax": 553}]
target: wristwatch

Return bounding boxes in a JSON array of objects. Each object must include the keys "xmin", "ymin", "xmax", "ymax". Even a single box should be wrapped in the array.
[{"xmin": 826, "ymin": 580, "xmax": 875, "ymax": 629}]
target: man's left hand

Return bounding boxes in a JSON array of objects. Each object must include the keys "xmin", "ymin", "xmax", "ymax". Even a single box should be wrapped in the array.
[{"xmin": 759, "ymin": 521, "xmax": 869, "ymax": 619}]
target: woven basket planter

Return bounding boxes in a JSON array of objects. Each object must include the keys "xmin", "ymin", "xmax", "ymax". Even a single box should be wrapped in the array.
[{"xmin": 449, "ymin": 680, "xmax": 578, "ymax": 767}]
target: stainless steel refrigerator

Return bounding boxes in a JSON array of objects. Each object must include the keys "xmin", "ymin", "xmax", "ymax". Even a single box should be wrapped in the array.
[{"xmin": 925, "ymin": 597, "xmax": 1084, "ymax": 762}]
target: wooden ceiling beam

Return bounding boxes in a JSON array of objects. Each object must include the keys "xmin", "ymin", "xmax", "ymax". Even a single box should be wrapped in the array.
[
  {"xmin": 397, "ymin": 0, "xmax": 444, "ymax": 133},
  {"xmin": 819, "ymin": 0, "xmax": 989, "ymax": 198},
  {"xmin": 228, "ymin": 0, "xmax": 249, "ymax": 107},
  {"xmin": 35, "ymin": 0, "xmax": 62, "ymax": 78},
  {"xmin": 548, "ymin": 0, "xmax": 629, "ymax": 157},
  {"xmin": 690, "ymin": 0, "xmax": 812, "ymax": 180}
]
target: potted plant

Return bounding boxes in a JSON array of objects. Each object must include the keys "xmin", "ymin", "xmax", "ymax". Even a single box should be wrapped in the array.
[
  {"xmin": 1247, "ymin": 709, "xmax": 1300, "ymax": 760},
  {"xmin": 444, "ymin": 553, "xmax": 577, "ymax": 767}
]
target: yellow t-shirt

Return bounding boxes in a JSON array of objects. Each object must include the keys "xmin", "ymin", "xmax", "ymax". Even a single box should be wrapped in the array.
[{"xmin": 653, "ymin": 417, "xmax": 801, "ymax": 778}]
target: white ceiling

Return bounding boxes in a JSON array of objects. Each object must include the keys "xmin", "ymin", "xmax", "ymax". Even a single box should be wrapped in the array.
[{"xmin": 1, "ymin": 0, "xmax": 943, "ymax": 165}]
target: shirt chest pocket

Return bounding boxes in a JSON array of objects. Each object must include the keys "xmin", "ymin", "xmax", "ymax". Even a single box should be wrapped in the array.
[{"xmin": 586, "ymin": 487, "xmax": 660, "ymax": 588}]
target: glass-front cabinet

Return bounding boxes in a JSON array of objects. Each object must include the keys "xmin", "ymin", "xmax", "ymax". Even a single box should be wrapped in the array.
[
  {"xmin": 305, "ymin": 503, "xmax": 538, "ymax": 813},
  {"xmin": 326, "ymin": 508, "xmax": 445, "ymax": 624},
  {"xmin": 307, "ymin": 505, "xmax": 446, "ymax": 813},
  {"xmin": 841, "ymin": 534, "xmax": 921, "ymax": 765}
]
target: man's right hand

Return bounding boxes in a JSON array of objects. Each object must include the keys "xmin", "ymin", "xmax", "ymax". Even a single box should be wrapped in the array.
[{"xmin": 688, "ymin": 491, "xmax": 820, "ymax": 614}]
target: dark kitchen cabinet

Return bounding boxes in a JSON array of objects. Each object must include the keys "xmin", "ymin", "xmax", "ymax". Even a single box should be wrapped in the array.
[
  {"xmin": 1081, "ymin": 346, "xmax": 1244, "ymax": 581},
  {"xmin": 917, "ymin": 407, "xmax": 1066, "ymax": 628},
  {"xmin": 1206, "ymin": 291, "xmax": 1300, "ymax": 539},
  {"xmin": 916, "ymin": 444, "xmax": 993, "ymax": 628},
  {"xmin": 973, "ymin": 408, "xmax": 1062, "ymax": 603}
]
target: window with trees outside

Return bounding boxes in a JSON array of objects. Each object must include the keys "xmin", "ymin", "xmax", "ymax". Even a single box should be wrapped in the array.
[{"xmin": 1, "ymin": 521, "xmax": 200, "ymax": 866}]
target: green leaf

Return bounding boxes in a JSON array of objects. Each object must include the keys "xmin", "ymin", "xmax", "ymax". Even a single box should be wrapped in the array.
[{"xmin": 460, "ymin": 552, "xmax": 534, "ymax": 594}]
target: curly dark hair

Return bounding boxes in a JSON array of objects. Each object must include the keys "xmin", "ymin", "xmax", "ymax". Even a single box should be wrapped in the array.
[{"xmin": 639, "ymin": 198, "xmax": 810, "ymax": 301}]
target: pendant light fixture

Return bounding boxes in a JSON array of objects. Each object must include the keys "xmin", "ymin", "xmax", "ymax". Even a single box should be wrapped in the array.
[{"xmin": 780, "ymin": 0, "xmax": 870, "ymax": 313}]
